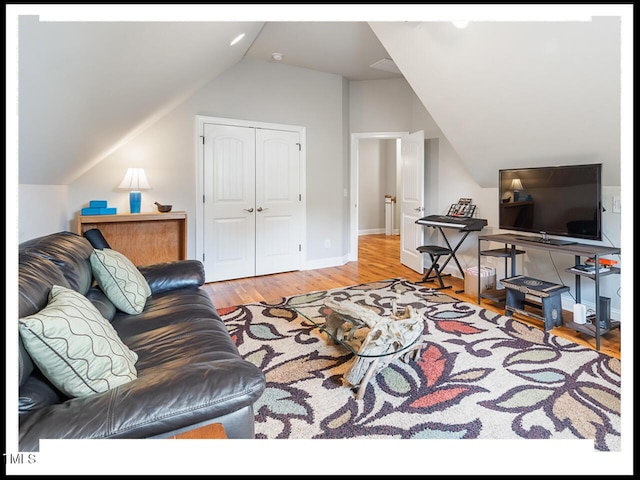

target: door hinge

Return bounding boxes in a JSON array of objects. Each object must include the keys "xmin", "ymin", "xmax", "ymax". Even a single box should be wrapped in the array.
[
  {"xmin": 299, "ymin": 194, "xmax": 302, "ymax": 201},
  {"xmin": 203, "ymin": 194, "xmax": 205, "ymax": 203},
  {"xmin": 296, "ymin": 142, "xmax": 301, "ymax": 151},
  {"xmin": 201, "ymin": 136, "xmax": 205, "ymax": 144},
  {"xmin": 299, "ymin": 244, "xmax": 302, "ymax": 252},
  {"xmin": 202, "ymin": 253, "xmax": 205, "ymax": 262}
]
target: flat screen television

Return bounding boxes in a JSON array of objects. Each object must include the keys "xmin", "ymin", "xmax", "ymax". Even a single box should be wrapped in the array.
[{"xmin": 498, "ymin": 163, "xmax": 602, "ymax": 245}]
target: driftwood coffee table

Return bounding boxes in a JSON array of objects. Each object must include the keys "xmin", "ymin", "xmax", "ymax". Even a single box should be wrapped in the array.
[{"xmin": 294, "ymin": 300, "xmax": 424, "ymax": 399}]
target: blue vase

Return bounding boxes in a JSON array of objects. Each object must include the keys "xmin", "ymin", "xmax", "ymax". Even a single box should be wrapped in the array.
[{"xmin": 130, "ymin": 191, "xmax": 141, "ymax": 213}]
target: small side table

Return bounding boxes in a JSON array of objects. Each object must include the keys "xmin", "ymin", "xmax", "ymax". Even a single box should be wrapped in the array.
[{"xmin": 501, "ymin": 275, "xmax": 569, "ymax": 331}]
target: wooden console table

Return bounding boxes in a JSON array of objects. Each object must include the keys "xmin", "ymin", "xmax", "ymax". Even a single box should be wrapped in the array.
[
  {"xmin": 477, "ymin": 233, "xmax": 620, "ymax": 351},
  {"xmin": 77, "ymin": 211, "xmax": 187, "ymax": 266}
]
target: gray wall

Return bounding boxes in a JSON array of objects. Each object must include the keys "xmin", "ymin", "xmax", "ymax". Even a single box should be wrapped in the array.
[
  {"xmin": 67, "ymin": 57, "xmax": 348, "ymax": 264},
  {"xmin": 357, "ymin": 138, "xmax": 397, "ymax": 234},
  {"xmin": 349, "ymin": 77, "xmax": 622, "ymax": 317},
  {"xmin": 16, "ymin": 61, "xmax": 622, "ymax": 317}
]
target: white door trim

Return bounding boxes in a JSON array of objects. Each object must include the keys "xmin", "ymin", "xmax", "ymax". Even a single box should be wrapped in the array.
[
  {"xmin": 195, "ymin": 115, "xmax": 306, "ymax": 273},
  {"xmin": 349, "ymin": 131, "xmax": 409, "ymax": 262}
]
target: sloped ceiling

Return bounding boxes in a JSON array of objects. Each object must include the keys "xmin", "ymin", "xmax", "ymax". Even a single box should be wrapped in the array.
[
  {"xmin": 18, "ymin": 17, "xmax": 264, "ymax": 184},
  {"xmin": 370, "ymin": 18, "xmax": 621, "ymax": 187},
  {"xmin": 244, "ymin": 21, "xmax": 402, "ymax": 81},
  {"xmin": 17, "ymin": 14, "xmax": 623, "ymax": 189}
]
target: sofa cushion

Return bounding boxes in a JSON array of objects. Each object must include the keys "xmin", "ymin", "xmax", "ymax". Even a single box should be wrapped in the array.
[
  {"xmin": 19, "ymin": 231, "xmax": 94, "ymax": 295},
  {"xmin": 18, "ymin": 251, "xmax": 70, "ymax": 319},
  {"xmin": 138, "ymin": 260, "xmax": 205, "ymax": 295},
  {"xmin": 90, "ymin": 249, "xmax": 152, "ymax": 314},
  {"xmin": 85, "ymin": 287, "xmax": 117, "ymax": 322},
  {"xmin": 18, "ymin": 251, "xmax": 72, "ymax": 386},
  {"xmin": 18, "ymin": 285, "xmax": 139, "ymax": 398},
  {"xmin": 112, "ymin": 288, "xmax": 220, "ymax": 339},
  {"xmin": 19, "ymin": 373, "xmax": 65, "ymax": 414}
]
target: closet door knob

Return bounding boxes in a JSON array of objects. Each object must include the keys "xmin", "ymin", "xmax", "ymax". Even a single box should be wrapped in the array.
[
  {"xmin": 257, "ymin": 207, "xmax": 268, "ymax": 212},
  {"xmin": 243, "ymin": 208, "xmax": 254, "ymax": 213}
]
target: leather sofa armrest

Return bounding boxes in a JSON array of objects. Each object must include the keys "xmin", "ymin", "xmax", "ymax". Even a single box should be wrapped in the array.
[
  {"xmin": 138, "ymin": 260, "xmax": 205, "ymax": 295},
  {"xmin": 18, "ymin": 358, "xmax": 266, "ymax": 451}
]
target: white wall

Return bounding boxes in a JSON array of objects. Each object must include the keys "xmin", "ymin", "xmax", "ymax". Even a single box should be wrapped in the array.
[
  {"xmin": 18, "ymin": 185, "xmax": 68, "ymax": 242},
  {"xmin": 67, "ymin": 57, "xmax": 347, "ymax": 263}
]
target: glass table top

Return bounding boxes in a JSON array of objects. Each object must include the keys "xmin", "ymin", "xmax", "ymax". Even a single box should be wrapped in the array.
[{"xmin": 292, "ymin": 304, "xmax": 423, "ymax": 359}]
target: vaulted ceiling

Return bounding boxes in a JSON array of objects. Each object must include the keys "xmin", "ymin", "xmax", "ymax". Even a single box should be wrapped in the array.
[
  {"xmin": 14, "ymin": 7, "xmax": 626, "ymax": 188},
  {"xmin": 371, "ymin": 18, "xmax": 622, "ymax": 186},
  {"xmin": 17, "ymin": 17, "xmax": 265, "ymax": 185}
]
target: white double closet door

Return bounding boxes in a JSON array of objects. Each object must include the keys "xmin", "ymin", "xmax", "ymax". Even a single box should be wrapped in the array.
[{"xmin": 203, "ymin": 123, "xmax": 303, "ymax": 282}]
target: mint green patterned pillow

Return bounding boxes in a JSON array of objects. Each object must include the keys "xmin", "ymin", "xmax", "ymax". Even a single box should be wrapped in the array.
[
  {"xmin": 19, "ymin": 285, "xmax": 138, "ymax": 398},
  {"xmin": 90, "ymin": 248, "xmax": 151, "ymax": 314}
]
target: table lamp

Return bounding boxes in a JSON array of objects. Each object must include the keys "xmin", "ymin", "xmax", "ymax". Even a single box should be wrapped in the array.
[
  {"xmin": 510, "ymin": 178, "xmax": 523, "ymax": 202},
  {"xmin": 118, "ymin": 168, "xmax": 150, "ymax": 214}
]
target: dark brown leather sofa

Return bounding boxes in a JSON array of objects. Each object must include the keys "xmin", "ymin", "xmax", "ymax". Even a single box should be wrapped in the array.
[{"xmin": 17, "ymin": 231, "xmax": 266, "ymax": 451}]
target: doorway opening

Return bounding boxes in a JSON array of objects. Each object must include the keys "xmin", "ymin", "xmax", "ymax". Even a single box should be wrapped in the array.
[{"xmin": 349, "ymin": 132, "xmax": 407, "ymax": 263}]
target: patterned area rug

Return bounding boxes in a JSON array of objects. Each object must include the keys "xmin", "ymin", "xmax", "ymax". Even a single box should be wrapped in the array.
[{"xmin": 219, "ymin": 279, "xmax": 621, "ymax": 451}]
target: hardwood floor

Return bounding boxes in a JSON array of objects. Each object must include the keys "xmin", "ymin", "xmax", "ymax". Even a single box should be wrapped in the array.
[{"xmin": 204, "ymin": 234, "xmax": 620, "ymax": 359}]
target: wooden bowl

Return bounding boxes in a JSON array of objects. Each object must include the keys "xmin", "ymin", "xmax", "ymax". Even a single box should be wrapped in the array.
[{"xmin": 156, "ymin": 204, "xmax": 172, "ymax": 213}]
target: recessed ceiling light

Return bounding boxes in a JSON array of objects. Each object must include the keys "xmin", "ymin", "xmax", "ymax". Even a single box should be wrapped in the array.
[
  {"xmin": 452, "ymin": 21, "xmax": 469, "ymax": 29},
  {"xmin": 271, "ymin": 53, "xmax": 284, "ymax": 61},
  {"xmin": 230, "ymin": 33, "xmax": 245, "ymax": 46}
]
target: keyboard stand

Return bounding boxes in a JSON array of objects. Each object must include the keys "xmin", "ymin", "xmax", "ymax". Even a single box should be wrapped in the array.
[
  {"xmin": 436, "ymin": 227, "xmax": 470, "ymax": 277},
  {"xmin": 422, "ymin": 225, "xmax": 473, "ymax": 294}
]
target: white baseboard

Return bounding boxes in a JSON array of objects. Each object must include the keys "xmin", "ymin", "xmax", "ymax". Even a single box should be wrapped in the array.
[
  {"xmin": 302, "ymin": 254, "xmax": 350, "ymax": 271},
  {"xmin": 359, "ymin": 228, "xmax": 385, "ymax": 235}
]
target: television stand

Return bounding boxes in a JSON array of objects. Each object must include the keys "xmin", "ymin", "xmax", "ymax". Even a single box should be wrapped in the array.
[
  {"xmin": 477, "ymin": 233, "xmax": 620, "ymax": 351},
  {"xmin": 513, "ymin": 235, "xmax": 576, "ymax": 246},
  {"xmin": 540, "ymin": 238, "xmax": 577, "ymax": 246}
]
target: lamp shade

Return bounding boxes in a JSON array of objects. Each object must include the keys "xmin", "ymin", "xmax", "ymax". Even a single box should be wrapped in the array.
[
  {"xmin": 118, "ymin": 168, "xmax": 151, "ymax": 190},
  {"xmin": 118, "ymin": 168, "xmax": 150, "ymax": 214},
  {"xmin": 510, "ymin": 178, "xmax": 523, "ymax": 191},
  {"xmin": 510, "ymin": 178, "xmax": 524, "ymax": 202}
]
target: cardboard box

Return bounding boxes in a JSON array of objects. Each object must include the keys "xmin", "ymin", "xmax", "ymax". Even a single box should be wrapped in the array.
[
  {"xmin": 89, "ymin": 200, "xmax": 108, "ymax": 208},
  {"xmin": 464, "ymin": 266, "xmax": 496, "ymax": 296},
  {"xmin": 99, "ymin": 207, "xmax": 117, "ymax": 215}
]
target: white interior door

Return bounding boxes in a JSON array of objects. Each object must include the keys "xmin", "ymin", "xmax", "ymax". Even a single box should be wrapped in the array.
[
  {"xmin": 203, "ymin": 124, "xmax": 256, "ymax": 281},
  {"xmin": 399, "ymin": 130, "xmax": 425, "ymax": 272},
  {"xmin": 255, "ymin": 129, "xmax": 302, "ymax": 276}
]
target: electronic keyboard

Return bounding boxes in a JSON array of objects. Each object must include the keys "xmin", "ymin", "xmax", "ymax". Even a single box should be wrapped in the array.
[{"xmin": 416, "ymin": 215, "xmax": 488, "ymax": 231}]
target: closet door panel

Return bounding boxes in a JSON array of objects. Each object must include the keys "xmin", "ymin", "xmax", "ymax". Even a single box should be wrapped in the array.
[
  {"xmin": 203, "ymin": 124, "xmax": 256, "ymax": 281},
  {"xmin": 255, "ymin": 129, "xmax": 302, "ymax": 276}
]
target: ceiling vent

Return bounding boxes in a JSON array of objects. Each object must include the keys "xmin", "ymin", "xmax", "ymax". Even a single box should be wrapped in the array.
[{"xmin": 369, "ymin": 58, "xmax": 401, "ymax": 74}]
